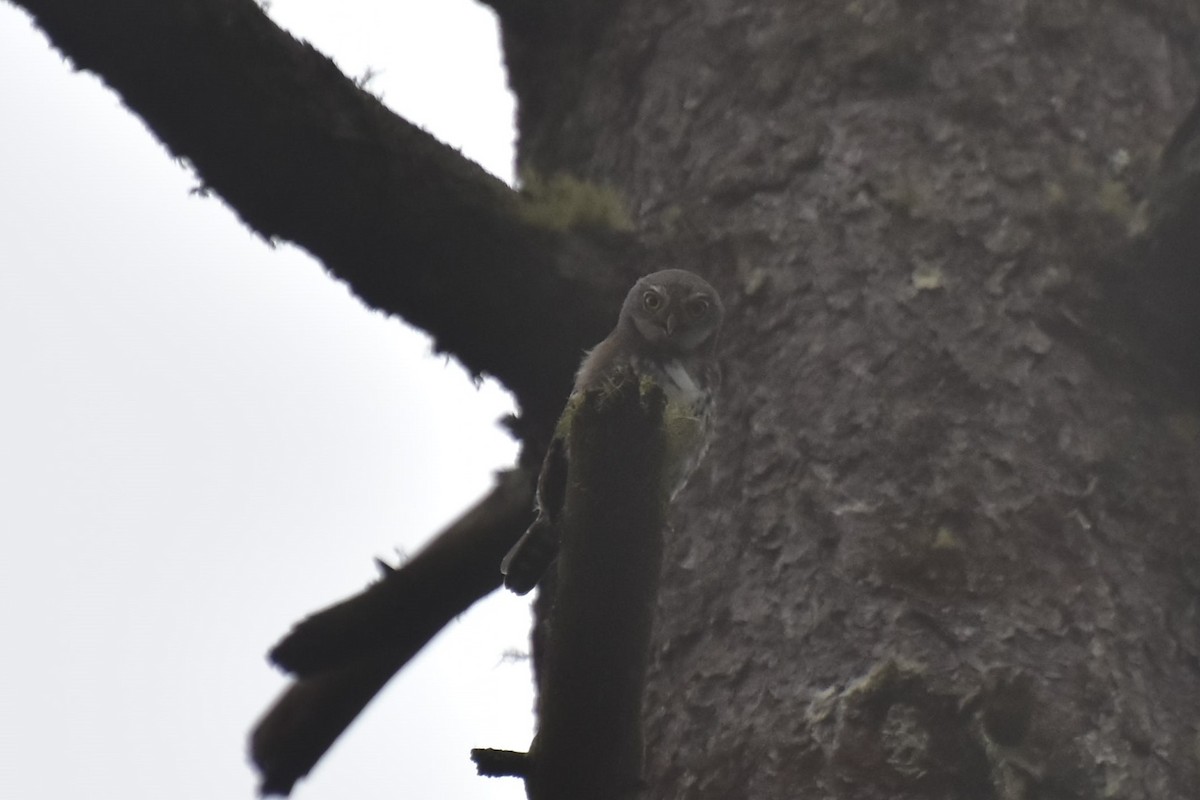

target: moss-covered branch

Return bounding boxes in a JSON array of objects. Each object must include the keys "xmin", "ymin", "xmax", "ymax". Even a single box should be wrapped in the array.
[
  {"xmin": 10, "ymin": 0, "xmax": 636, "ymax": 417},
  {"xmin": 475, "ymin": 374, "xmax": 669, "ymax": 800}
]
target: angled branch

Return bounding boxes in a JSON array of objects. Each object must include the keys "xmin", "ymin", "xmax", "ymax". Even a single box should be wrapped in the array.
[
  {"xmin": 12, "ymin": 0, "xmax": 637, "ymax": 416},
  {"xmin": 268, "ymin": 469, "xmax": 534, "ymax": 677},
  {"xmin": 250, "ymin": 468, "xmax": 535, "ymax": 796}
]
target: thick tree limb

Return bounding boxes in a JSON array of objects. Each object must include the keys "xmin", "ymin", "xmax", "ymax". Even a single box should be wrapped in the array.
[
  {"xmin": 10, "ymin": 0, "xmax": 635, "ymax": 417},
  {"xmin": 485, "ymin": 376, "xmax": 669, "ymax": 800},
  {"xmin": 250, "ymin": 468, "xmax": 535, "ymax": 796}
]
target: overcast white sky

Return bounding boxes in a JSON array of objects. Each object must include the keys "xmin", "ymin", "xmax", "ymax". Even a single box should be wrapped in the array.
[{"xmin": 0, "ymin": 2, "xmax": 537, "ymax": 798}]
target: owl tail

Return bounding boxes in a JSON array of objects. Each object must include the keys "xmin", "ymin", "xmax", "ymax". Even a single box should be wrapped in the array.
[{"xmin": 501, "ymin": 516, "xmax": 560, "ymax": 595}]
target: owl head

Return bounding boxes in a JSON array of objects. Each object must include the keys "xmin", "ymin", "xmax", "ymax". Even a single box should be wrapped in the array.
[{"xmin": 621, "ymin": 269, "xmax": 723, "ymax": 354}]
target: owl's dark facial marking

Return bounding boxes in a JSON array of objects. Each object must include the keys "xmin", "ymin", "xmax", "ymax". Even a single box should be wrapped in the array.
[
  {"xmin": 623, "ymin": 270, "xmax": 723, "ymax": 353},
  {"xmin": 683, "ymin": 296, "xmax": 710, "ymax": 320}
]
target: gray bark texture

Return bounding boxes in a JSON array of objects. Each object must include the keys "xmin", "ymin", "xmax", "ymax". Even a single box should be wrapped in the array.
[
  {"xmin": 14, "ymin": 0, "xmax": 1200, "ymax": 797},
  {"xmin": 504, "ymin": 1, "xmax": 1200, "ymax": 798}
]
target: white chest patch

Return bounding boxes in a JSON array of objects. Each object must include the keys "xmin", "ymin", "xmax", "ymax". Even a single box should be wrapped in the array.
[{"xmin": 662, "ymin": 360, "xmax": 704, "ymax": 408}]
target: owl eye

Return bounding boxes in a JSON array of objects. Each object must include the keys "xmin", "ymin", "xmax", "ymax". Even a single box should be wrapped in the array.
[
  {"xmin": 642, "ymin": 290, "xmax": 663, "ymax": 310},
  {"xmin": 685, "ymin": 296, "xmax": 710, "ymax": 319}
]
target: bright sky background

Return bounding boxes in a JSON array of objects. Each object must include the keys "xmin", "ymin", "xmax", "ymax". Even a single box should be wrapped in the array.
[{"xmin": 0, "ymin": 2, "xmax": 536, "ymax": 798}]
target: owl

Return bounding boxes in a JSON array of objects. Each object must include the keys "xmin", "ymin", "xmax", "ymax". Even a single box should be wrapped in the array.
[{"xmin": 501, "ymin": 269, "xmax": 724, "ymax": 595}]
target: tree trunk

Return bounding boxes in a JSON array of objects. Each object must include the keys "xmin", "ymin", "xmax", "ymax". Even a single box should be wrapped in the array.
[{"xmin": 505, "ymin": 1, "xmax": 1200, "ymax": 798}]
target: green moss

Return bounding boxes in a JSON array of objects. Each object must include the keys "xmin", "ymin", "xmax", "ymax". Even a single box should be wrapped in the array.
[
  {"xmin": 931, "ymin": 526, "xmax": 962, "ymax": 551},
  {"xmin": 844, "ymin": 658, "xmax": 927, "ymax": 703},
  {"xmin": 517, "ymin": 168, "xmax": 634, "ymax": 232},
  {"xmin": 1043, "ymin": 147, "xmax": 1146, "ymax": 235},
  {"xmin": 1044, "ymin": 181, "xmax": 1068, "ymax": 208},
  {"xmin": 554, "ymin": 391, "xmax": 584, "ymax": 440},
  {"xmin": 741, "ymin": 266, "xmax": 768, "ymax": 298},
  {"xmin": 1096, "ymin": 179, "xmax": 1133, "ymax": 222},
  {"xmin": 911, "ymin": 257, "xmax": 945, "ymax": 291},
  {"xmin": 658, "ymin": 204, "xmax": 684, "ymax": 235}
]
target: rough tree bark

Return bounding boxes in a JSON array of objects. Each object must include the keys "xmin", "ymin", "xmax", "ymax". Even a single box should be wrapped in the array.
[
  {"xmin": 14, "ymin": 0, "xmax": 1200, "ymax": 798},
  {"xmin": 502, "ymin": 2, "xmax": 1200, "ymax": 798}
]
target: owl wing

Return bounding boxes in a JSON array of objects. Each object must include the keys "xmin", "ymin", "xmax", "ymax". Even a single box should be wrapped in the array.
[{"xmin": 501, "ymin": 434, "xmax": 569, "ymax": 595}]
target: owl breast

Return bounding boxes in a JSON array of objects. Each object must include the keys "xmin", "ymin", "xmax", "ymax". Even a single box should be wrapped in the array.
[
  {"xmin": 647, "ymin": 358, "xmax": 715, "ymax": 499},
  {"xmin": 660, "ymin": 360, "xmax": 705, "ymax": 409}
]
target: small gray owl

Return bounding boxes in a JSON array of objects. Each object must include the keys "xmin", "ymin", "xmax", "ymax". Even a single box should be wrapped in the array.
[{"xmin": 501, "ymin": 269, "xmax": 723, "ymax": 595}]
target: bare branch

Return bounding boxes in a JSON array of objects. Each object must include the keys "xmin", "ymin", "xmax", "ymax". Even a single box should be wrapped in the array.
[
  {"xmin": 251, "ymin": 657, "xmax": 398, "ymax": 797},
  {"xmin": 268, "ymin": 469, "xmax": 534, "ymax": 676},
  {"xmin": 250, "ymin": 468, "xmax": 535, "ymax": 796},
  {"xmin": 471, "ymin": 747, "xmax": 532, "ymax": 778}
]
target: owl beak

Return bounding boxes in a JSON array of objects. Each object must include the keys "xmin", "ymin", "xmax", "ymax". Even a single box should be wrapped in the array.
[{"xmin": 663, "ymin": 313, "xmax": 677, "ymax": 337}]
